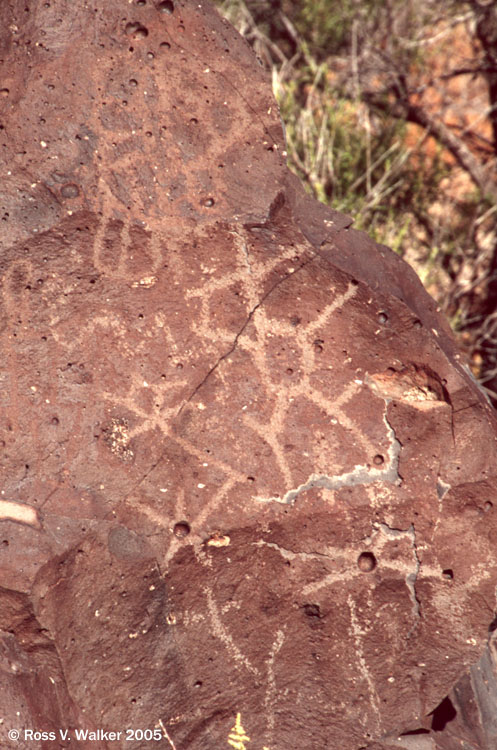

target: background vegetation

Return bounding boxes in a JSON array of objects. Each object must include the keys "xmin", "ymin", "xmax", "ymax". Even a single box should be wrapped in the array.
[{"xmin": 215, "ymin": 0, "xmax": 497, "ymax": 407}]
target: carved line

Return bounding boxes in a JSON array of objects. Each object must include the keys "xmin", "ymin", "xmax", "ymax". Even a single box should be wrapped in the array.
[
  {"xmin": 205, "ymin": 588, "xmax": 259, "ymax": 677},
  {"xmin": 253, "ymin": 409, "xmax": 400, "ymax": 505},
  {"xmin": 264, "ymin": 629, "xmax": 285, "ymax": 742},
  {"xmin": 347, "ymin": 594, "xmax": 382, "ymax": 733}
]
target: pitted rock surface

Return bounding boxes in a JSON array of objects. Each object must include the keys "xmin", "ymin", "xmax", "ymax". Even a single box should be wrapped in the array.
[{"xmin": 1, "ymin": 1, "xmax": 497, "ymax": 749}]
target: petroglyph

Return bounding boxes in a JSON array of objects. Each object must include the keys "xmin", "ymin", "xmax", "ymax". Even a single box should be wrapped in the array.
[
  {"xmin": 0, "ymin": 499, "xmax": 40, "ymax": 528},
  {"xmin": 2, "ymin": 1, "xmax": 497, "ymax": 747},
  {"xmin": 253, "ymin": 409, "xmax": 400, "ymax": 505},
  {"xmin": 348, "ymin": 594, "xmax": 382, "ymax": 733},
  {"xmin": 205, "ymin": 589, "xmax": 260, "ymax": 678}
]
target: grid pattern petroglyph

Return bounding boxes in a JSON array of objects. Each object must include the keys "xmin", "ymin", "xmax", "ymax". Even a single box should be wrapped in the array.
[{"xmin": 0, "ymin": 216, "xmax": 419, "ymax": 748}]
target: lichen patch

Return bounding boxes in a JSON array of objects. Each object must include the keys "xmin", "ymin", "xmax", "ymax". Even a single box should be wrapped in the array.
[{"xmin": 103, "ymin": 417, "xmax": 134, "ymax": 462}]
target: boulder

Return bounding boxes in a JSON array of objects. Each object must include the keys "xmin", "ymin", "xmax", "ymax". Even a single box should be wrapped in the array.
[{"xmin": 1, "ymin": 1, "xmax": 497, "ymax": 748}]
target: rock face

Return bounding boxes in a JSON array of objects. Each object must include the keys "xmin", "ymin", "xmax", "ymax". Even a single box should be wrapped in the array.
[{"xmin": 1, "ymin": 1, "xmax": 497, "ymax": 748}]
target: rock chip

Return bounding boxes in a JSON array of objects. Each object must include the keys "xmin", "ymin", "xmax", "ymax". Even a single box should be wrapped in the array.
[{"xmin": 1, "ymin": 1, "xmax": 497, "ymax": 748}]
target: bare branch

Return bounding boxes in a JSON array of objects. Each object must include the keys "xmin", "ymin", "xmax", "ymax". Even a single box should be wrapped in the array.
[{"xmin": 363, "ymin": 92, "xmax": 497, "ymax": 200}]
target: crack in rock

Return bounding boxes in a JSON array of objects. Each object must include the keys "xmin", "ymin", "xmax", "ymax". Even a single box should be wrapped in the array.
[
  {"xmin": 131, "ymin": 253, "xmax": 317, "ymax": 496},
  {"xmin": 253, "ymin": 410, "xmax": 401, "ymax": 505},
  {"xmin": 252, "ymin": 539, "xmax": 336, "ymax": 562},
  {"xmin": 176, "ymin": 252, "xmax": 315, "ymax": 418}
]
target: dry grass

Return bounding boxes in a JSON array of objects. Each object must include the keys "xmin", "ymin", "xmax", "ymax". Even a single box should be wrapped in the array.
[{"xmin": 216, "ymin": 0, "xmax": 497, "ymax": 406}]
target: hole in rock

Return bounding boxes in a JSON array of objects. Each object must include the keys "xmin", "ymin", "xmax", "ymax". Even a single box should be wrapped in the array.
[
  {"xmin": 173, "ymin": 521, "xmax": 190, "ymax": 538},
  {"xmin": 484, "ymin": 501, "xmax": 493, "ymax": 512},
  {"xmin": 373, "ymin": 454, "xmax": 384, "ymax": 466},
  {"xmin": 125, "ymin": 22, "xmax": 148, "ymax": 38},
  {"xmin": 303, "ymin": 603, "xmax": 321, "ymax": 618},
  {"xmin": 202, "ymin": 197, "xmax": 215, "ymax": 207},
  {"xmin": 158, "ymin": 0, "xmax": 174, "ymax": 13},
  {"xmin": 431, "ymin": 696, "xmax": 457, "ymax": 731},
  {"xmin": 442, "ymin": 569, "xmax": 454, "ymax": 580},
  {"xmin": 377, "ymin": 311, "xmax": 389, "ymax": 325},
  {"xmin": 61, "ymin": 183, "xmax": 80, "ymax": 198},
  {"xmin": 357, "ymin": 552, "xmax": 376, "ymax": 572}
]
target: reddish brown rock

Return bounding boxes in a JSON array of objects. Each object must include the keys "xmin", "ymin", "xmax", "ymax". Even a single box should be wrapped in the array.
[{"xmin": 1, "ymin": 1, "xmax": 497, "ymax": 749}]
